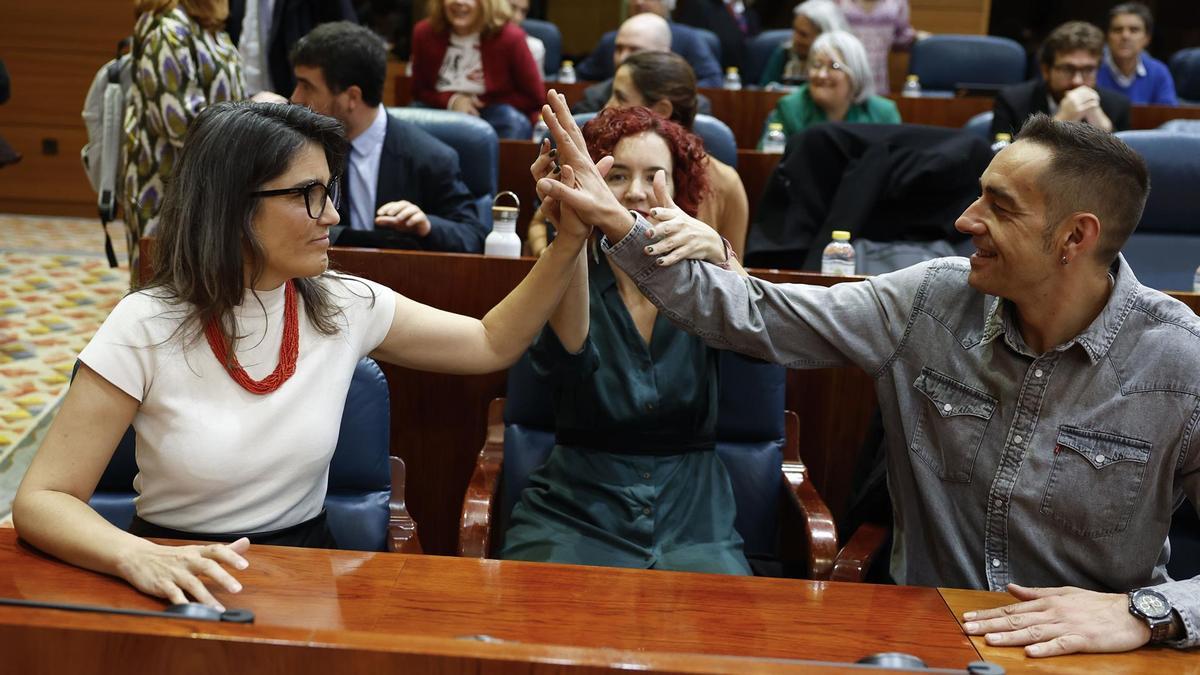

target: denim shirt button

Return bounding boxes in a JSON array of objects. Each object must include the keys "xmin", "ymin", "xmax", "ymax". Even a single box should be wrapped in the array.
[
  {"xmin": 943, "ymin": 403, "xmax": 953, "ymax": 413},
  {"xmin": 1096, "ymin": 454, "xmax": 1106, "ymax": 464},
  {"xmin": 1013, "ymin": 435, "xmax": 1023, "ymax": 445},
  {"xmin": 991, "ymin": 558, "xmax": 1001, "ymax": 568},
  {"xmin": 993, "ymin": 499, "xmax": 1003, "ymax": 508},
  {"xmin": 961, "ymin": 339, "xmax": 971, "ymax": 348},
  {"xmin": 1034, "ymin": 368, "xmax": 1044, "ymax": 378}
]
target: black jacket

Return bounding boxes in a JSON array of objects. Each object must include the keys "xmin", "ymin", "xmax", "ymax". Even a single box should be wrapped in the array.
[
  {"xmin": 745, "ymin": 123, "xmax": 992, "ymax": 271},
  {"xmin": 990, "ymin": 79, "xmax": 1131, "ymax": 139},
  {"xmin": 227, "ymin": 0, "xmax": 357, "ymax": 95},
  {"xmin": 333, "ymin": 114, "xmax": 486, "ymax": 252}
]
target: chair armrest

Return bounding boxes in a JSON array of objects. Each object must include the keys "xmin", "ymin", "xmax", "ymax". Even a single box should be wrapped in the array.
[
  {"xmin": 457, "ymin": 398, "xmax": 505, "ymax": 558},
  {"xmin": 387, "ymin": 455, "xmax": 423, "ymax": 554},
  {"xmin": 830, "ymin": 522, "xmax": 890, "ymax": 583},
  {"xmin": 780, "ymin": 411, "xmax": 838, "ymax": 580}
]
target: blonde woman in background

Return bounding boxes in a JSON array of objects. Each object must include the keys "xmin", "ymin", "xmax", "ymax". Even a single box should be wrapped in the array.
[{"xmin": 123, "ymin": 0, "xmax": 245, "ymax": 283}]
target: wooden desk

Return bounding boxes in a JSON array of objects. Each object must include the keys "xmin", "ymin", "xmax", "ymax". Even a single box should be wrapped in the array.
[
  {"xmin": 0, "ymin": 529, "xmax": 982, "ymax": 673},
  {"xmin": 938, "ymin": 588, "xmax": 1200, "ymax": 674}
]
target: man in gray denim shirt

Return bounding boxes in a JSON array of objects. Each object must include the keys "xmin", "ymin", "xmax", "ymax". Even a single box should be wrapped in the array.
[{"xmin": 535, "ymin": 96, "xmax": 1199, "ymax": 658}]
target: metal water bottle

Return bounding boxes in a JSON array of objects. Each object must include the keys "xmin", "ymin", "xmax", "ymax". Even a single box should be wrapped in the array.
[{"xmin": 484, "ymin": 191, "xmax": 522, "ymax": 258}]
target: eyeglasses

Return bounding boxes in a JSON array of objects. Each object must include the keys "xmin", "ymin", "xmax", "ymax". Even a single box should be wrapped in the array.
[
  {"xmin": 807, "ymin": 59, "xmax": 845, "ymax": 75},
  {"xmin": 251, "ymin": 176, "xmax": 341, "ymax": 220},
  {"xmin": 1051, "ymin": 64, "xmax": 1098, "ymax": 79}
]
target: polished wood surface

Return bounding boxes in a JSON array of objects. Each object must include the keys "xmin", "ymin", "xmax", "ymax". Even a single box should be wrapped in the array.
[
  {"xmin": 938, "ymin": 588, "xmax": 1200, "ymax": 674},
  {"xmin": 0, "ymin": 529, "xmax": 984, "ymax": 673}
]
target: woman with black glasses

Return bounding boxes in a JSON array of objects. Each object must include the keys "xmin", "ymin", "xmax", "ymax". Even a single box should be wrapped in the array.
[{"xmin": 12, "ymin": 100, "xmax": 590, "ymax": 611}]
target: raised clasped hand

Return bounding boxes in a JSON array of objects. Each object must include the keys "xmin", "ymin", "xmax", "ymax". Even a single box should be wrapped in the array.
[
  {"xmin": 961, "ymin": 583, "xmax": 1153, "ymax": 658},
  {"xmin": 115, "ymin": 538, "xmax": 251, "ymax": 611},
  {"xmin": 643, "ymin": 170, "xmax": 726, "ymax": 267}
]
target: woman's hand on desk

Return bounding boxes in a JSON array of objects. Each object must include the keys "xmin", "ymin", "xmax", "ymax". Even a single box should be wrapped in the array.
[{"xmin": 115, "ymin": 538, "xmax": 250, "ymax": 611}]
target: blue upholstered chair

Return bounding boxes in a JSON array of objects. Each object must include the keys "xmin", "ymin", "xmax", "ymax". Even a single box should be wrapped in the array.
[
  {"xmin": 1169, "ymin": 47, "xmax": 1200, "ymax": 104},
  {"xmin": 521, "ymin": 19, "xmax": 562, "ymax": 79},
  {"xmin": 88, "ymin": 358, "xmax": 421, "ymax": 553},
  {"xmin": 694, "ymin": 26, "xmax": 723, "ymax": 64},
  {"xmin": 1114, "ymin": 130, "xmax": 1200, "ymax": 291},
  {"xmin": 744, "ymin": 29, "xmax": 791, "ymax": 87},
  {"xmin": 564, "ymin": 112, "xmax": 738, "ymax": 168},
  {"xmin": 458, "ymin": 350, "xmax": 871, "ymax": 580},
  {"xmin": 908, "ymin": 35, "xmax": 1025, "ymax": 94},
  {"xmin": 386, "ymin": 107, "xmax": 499, "ymax": 228},
  {"xmin": 962, "ymin": 111, "xmax": 994, "ymax": 142}
]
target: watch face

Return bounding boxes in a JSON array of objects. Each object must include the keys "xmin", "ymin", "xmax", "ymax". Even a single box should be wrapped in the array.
[{"xmin": 1134, "ymin": 591, "xmax": 1171, "ymax": 619}]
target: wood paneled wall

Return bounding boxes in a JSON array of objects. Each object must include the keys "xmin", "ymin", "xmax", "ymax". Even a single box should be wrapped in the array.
[{"xmin": 0, "ymin": 1, "xmax": 131, "ymax": 217}]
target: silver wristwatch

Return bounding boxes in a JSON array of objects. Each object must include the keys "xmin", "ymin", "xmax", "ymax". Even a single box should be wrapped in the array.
[{"xmin": 1128, "ymin": 588, "xmax": 1174, "ymax": 643}]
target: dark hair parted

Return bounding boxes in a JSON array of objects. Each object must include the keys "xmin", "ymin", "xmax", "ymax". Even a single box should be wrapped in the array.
[
  {"xmin": 618, "ymin": 51, "xmax": 700, "ymax": 129},
  {"xmin": 146, "ymin": 101, "xmax": 360, "ymax": 354},
  {"xmin": 1039, "ymin": 21, "xmax": 1104, "ymax": 69},
  {"xmin": 582, "ymin": 106, "xmax": 710, "ymax": 217},
  {"xmin": 1109, "ymin": 2, "xmax": 1153, "ymax": 35},
  {"xmin": 1016, "ymin": 114, "xmax": 1149, "ymax": 265},
  {"xmin": 290, "ymin": 21, "xmax": 388, "ymax": 107}
]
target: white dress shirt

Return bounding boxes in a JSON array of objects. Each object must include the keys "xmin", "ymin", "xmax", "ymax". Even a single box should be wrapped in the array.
[{"xmin": 347, "ymin": 106, "xmax": 389, "ymax": 231}]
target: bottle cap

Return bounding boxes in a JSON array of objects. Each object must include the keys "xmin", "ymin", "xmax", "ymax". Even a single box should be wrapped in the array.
[
  {"xmin": 832, "ymin": 230, "xmax": 851, "ymax": 241},
  {"xmin": 726, "ymin": 67, "xmax": 738, "ymax": 74},
  {"xmin": 906, "ymin": 75, "xmax": 919, "ymax": 82},
  {"xmin": 994, "ymin": 133, "xmax": 1012, "ymax": 141},
  {"xmin": 769, "ymin": 122, "xmax": 783, "ymax": 130},
  {"xmin": 562, "ymin": 60, "xmax": 574, "ymax": 67}
]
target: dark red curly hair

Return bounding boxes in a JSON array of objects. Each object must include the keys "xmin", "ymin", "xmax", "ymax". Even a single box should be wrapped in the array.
[{"xmin": 581, "ymin": 106, "xmax": 710, "ymax": 217}]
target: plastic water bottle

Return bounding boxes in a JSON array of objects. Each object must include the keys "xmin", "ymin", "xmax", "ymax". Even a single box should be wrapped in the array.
[
  {"xmin": 762, "ymin": 122, "xmax": 787, "ymax": 154},
  {"xmin": 901, "ymin": 74, "xmax": 921, "ymax": 98},
  {"xmin": 990, "ymin": 133, "xmax": 1012, "ymax": 154},
  {"xmin": 532, "ymin": 118, "xmax": 549, "ymax": 143},
  {"xmin": 557, "ymin": 60, "xmax": 577, "ymax": 85},
  {"xmin": 723, "ymin": 67, "xmax": 742, "ymax": 91},
  {"xmin": 1194, "ymin": 265, "xmax": 1200, "ymax": 293},
  {"xmin": 821, "ymin": 230, "xmax": 856, "ymax": 276},
  {"xmin": 484, "ymin": 192, "xmax": 522, "ymax": 258}
]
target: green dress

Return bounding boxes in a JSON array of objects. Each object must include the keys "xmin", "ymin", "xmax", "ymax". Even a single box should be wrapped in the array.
[
  {"xmin": 501, "ymin": 254, "xmax": 750, "ymax": 575},
  {"xmin": 122, "ymin": 8, "xmax": 244, "ymax": 282},
  {"xmin": 757, "ymin": 83, "xmax": 901, "ymax": 149}
]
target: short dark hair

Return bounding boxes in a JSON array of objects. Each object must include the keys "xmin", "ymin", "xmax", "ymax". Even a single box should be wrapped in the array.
[
  {"xmin": 1109, "ymin": 2, "xmax": 1154, "ymax": 36},
  {"xmin": 618, "ymin": 51, "xmax": 699, "ymax": 129},
  {"xmin": 1039, "ymin": 21, "xmax": 1104, "ymax": 69},
  {"xmin": 1016, "ymin": 114, "xmax": 1149, "ymax": 265},
  {"xmin": 290, "ymin": 21, "xmax": 387, "ymax": 107}
]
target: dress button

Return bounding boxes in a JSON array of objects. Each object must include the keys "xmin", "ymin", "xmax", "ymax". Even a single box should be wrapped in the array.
[
  {"xmin": 1034, "ymin": 369, "xmax": 1044, "ymax": 378},
  {"xmin": 1096, "ymin": 454, "xmax": 1106, "ymax": 464},
  {"xmin": 943, "ymin": 404, "xmax": 953, "ymax": 413},
  {"xmin": 1013, "ymin": 435, "xmax": 1023, "ymax": 445},
  {"xmin": 642, "ymin": 507, "xmax": 652, "ymax": 516},
  {"xmin": 642, "ymin": 472, "xmax": 651, "ymax": 480},
  {"xmin": 991, "ymin": 558, "xmax": 1001, "ymax": 568}
]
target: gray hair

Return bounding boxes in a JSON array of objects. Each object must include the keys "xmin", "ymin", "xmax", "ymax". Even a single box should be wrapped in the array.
[
  {"xmin": 662, "ymin": 0, "xmax": 677, "ymax": 10},
  {"xmin": 794, "ymin": 0, "xmax": 848, "ymax": 34},
  {"xmin": 810, "ymin": 30, "xmax": 875, "ymax": 103}
]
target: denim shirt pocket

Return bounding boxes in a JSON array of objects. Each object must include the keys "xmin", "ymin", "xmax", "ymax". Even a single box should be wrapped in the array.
[
  {"xmin": 1039, "ymin": 425, "xmax": 1153, "ymax": 539},
  {"xmin": 909, "ymin": 367, "xmax": 997, "ymax": 483}
]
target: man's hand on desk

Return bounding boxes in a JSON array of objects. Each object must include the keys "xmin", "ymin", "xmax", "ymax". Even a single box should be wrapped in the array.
[
  {"xmin": 115, "ymin": 538, "xmax": 250, "ymax": 611},
  {"xmin": 960, "ymin": 583, "xmax": 1151, "ymax": 657}
]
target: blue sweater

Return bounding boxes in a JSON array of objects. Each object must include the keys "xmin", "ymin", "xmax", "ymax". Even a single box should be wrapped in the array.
[{"xmin": 1097, "ymin": 51, "xmax": 1178, "ymax": 105}]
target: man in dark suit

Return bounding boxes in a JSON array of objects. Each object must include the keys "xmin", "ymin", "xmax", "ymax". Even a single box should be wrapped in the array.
[
  {"xmin": 290, "ymin": 22, "xmax": 486, "ymax": 252},
  {"xmin": 228, "ymin": 0, "xmax": 358, "ymax": 96},
  {"xmin": 992, "ymin": 21, "xmax": 1131, "ymax": 139},
  {"xmin": 575, "ymin": 7, "xmax": 723, "ymax": 87}
]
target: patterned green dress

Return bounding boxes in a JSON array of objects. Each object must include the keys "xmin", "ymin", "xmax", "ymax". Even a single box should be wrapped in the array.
[{"xmin": 122, "ymin": 7, "xmax": 244, "ymax": 282}]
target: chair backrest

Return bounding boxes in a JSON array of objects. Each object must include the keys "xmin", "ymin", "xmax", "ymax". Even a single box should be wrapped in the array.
[
  {"xmin": 693, "ymin": 26, "xmax": 723, "ymax": 64},
  {"xmin": 908, "ymin": 35, "xmax": 1026, "ymax": 93},
  {"xmin": 568, "ymin": 112, "xmax": 738, "ymax": 169},
  {"xmin": 89, "ymin": 358, "xmax": 395, "ymax": 552},
  {"xmin": 521, "ymin": 19, "xmax": 562, "ymax": 78},
  {"xmin": 1170, "ymin": 48, "xmax": 1200, "ymax": 103},
  {"xmin": 499, "ymin": 350, "xmax": 787, "ymax": 557},
  {"xmin": 1113, "ymin": 130, "xmax": 1200, "ymax": 291},
  {"xmin": 962, "ymin": 111, "xmax": 994, "ymax": 141},
  {"xmin": 744, "ymin": 29, "xmax": 791, "ymax": 86},
  {"xmin": 386, "ymin": 106, "xmax": 499, "ymax": 226}
]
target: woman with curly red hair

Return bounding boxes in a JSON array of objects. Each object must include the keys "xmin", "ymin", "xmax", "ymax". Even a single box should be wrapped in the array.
[{"xmin": 500, "ymin": 106, "xmax": 750, "ymax": 575}]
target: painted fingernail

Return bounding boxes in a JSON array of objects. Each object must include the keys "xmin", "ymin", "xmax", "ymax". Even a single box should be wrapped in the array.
[
  {"xmin": 644, "ymin": 229, "xmax": 655, "ymax": 238},
  {"xmin": 963, "ymin": 612, "xmax": 976, "ymax": 620},
  {"xmin": 552, "ymin": 165, "xmax": 561, "ymax": 174},
  {"xmin": 645, "ymin": 246, "xmax": 654, "ymax": 254},
  {"xmin": 963, "ymin": 622, "xmax": 977, "ymax": 632},
  {"xmin": 656, "ymin": 258, "xmax": 666, "ymax": 266},
  {"xmin": 549, "ymin": 148, "xmax": 557, "ymax": 158}
]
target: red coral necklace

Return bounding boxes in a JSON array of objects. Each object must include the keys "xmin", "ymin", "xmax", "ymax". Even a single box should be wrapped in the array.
[{"xmin": 204, "ymin": 280, "xmax": 299, "ymax": 395}]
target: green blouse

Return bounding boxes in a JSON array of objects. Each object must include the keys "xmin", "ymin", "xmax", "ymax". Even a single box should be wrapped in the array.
[
  {"xmin": 758, "ymin": 83, "xmax": 902, "ymax": 149},
  {"xmin": 500, "ymin": 254, "xmax": 749, "ymax": 574}
]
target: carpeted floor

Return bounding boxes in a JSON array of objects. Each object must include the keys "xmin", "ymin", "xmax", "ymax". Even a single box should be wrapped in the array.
[{"xmin": 0, "ymin": 215, "xmax": 130, "ymax": 520}]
